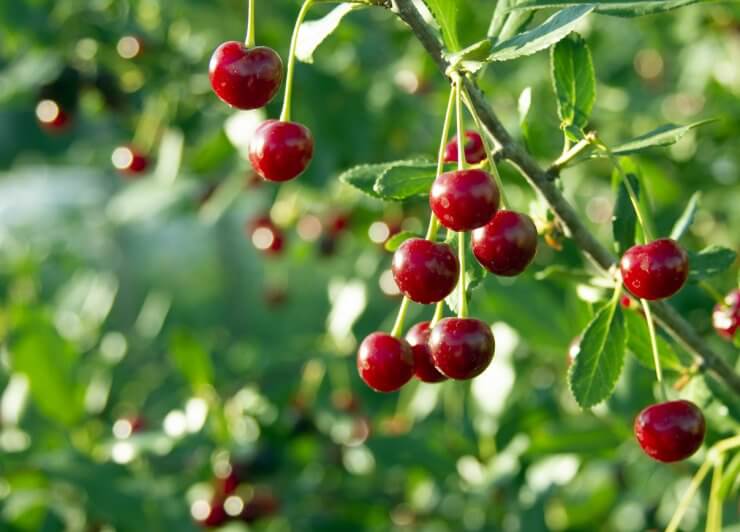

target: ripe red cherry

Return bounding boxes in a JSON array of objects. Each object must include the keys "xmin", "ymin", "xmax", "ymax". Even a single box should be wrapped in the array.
[
  {"xmin": 357, "ymin": 333, "xmax": 414, "ymax": 392},
  {"xmin": 247, "ymin": 216, "xmax": 284, "ymax": 256},
  {"xmin": 713, "ymin": 289, "xmax": 740, "ymax": 341},
  {"xmin": 112, "ymin": 145, "xmax": 149, "ymax": 176},
  {"xmin": 634, "ymin": 400, "xmax": 705, "ymax": 462},
  {"xmin": 430, "ymin": 169, "xmax": 499, "ymax": 231},
  {"xmin": 620, "ymin": 239, "xmax": 689, "ymax": 300},
  {"xmin": 35, "ymin": 99, "xmax": 71, "ymax": 132},
  {"xmin": 444, "ymin": 131, "xmax": 486, "ymax": 164},
  {"xmin": 405, "ymin": 322, "xmax": 447, "ymax": 383},
  {"xmin": 209, "ymin": 41, "xmax": 283, "ymax": 110},
  {"xmin": 392, "ymin": 238, "xmax": 459, "ymax": 304},
  {"xmin": 429, "ymin": 318, "xmax": 495, "ymax": 380},
  {"xmin": 198, "ymin": 498, "xmax": 229, "ymax": 528},
  {"xmin": 249, "ymin": 120, "xmax": 314, "ymax": 182},
  {"xmin": 472, "ymin": 210, "xmax": 538, "ymax": 276}
]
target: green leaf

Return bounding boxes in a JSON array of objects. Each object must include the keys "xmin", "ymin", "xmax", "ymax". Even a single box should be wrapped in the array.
[
  {"xmin": 338, "ymin": 162, "xmax": 388, "ymax": 198},
  {"xmin": 384, "ymin": 231, "xmax": 419, "ymax": 252},
  {"xmin": 488, "ymin": 5, "xmax": 595, "ymax": 62},
  {"xmin": 445, "ymin": 39, "xmax": 492, "ymax": 74},
  {"xmin": 510, "ymin": 0, "xmax": 703, "ymax": 17},
  {"xmin": 445, "ymin": 233, "xmax": 486, "ymax": 315},
  {"xmin": 606, "ymin": 120, "xmax": 714, "ymax": 156},
  {"xmin": 422, "ymin": 0, "xmax": 460, "ymax": 50},
  {"xmin": 568, "ymin": 298, "xmax": 626, "ymax": 408},
  {"xmin": 612, "ymin": 172, "xmax": 640, "ymax": 256},
  {"xmin": 687, "ymin": 246, "xmax": 737, "ymax": 282},
  {"xmin": 551, "ymin": 33, "xmax": 595, "ymax": 131},
  {"xmin": 169, "ymin": 329, "xmax": 213, "ymax": 392},
  {"xmin": 623, "ymin": 309, "xmax": 684, "ymax": 372},
  {"xmin": 373, "ymin": 161, "xmax": 437, "ymax": 200},
  {"xmin": 296, "ymin": 4, "xmax": 363, "ymax": 64},
  {"xmin": 669, "ymin": 192, "xmax": 700, "ymax": 241}
]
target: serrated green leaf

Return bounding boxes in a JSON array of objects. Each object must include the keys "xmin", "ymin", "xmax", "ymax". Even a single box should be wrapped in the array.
[
  {"xmin": 422, "ymin": 0, "xmax": 461, "ymax": 50},
  {"xmin": 669, "ymin": 192, "xmax": 700, "ymax": 241},
  {"xmin": 612, "ymin": 172, "xmax": 639, "ymax": 256},
  {"xmin": 296, "ymin": 4, "xmax": 363, "ymax": 64},
  {"xmin": 605, "ymin": 120, "xmax": 715, "ymax": 156},
  {"xmin": 510, "ymin": 0, "xmax": 703, "ymax": 17},
  {"xmin": 623, "ymin": 309, "xmax": 684, "ymax": 372},
  {"xmin": 551, "ymin": 33, "xmax": 595, "ymax": 130},
  {"xmin": 687, "ymin": 246, "xmax": 737, "ymax": 282},
  {"xmin": 384, "ymin": 231, "xmax": 419, "ymax": 252},
  {"xmin": 169, "ymin": 329, "xmax": 213, "ymax": 392},
  {"xmin": 489, "ymin": 5, "xmax": 594, "ymax": 62},
  {"xmin": 568, "ymin": 298, "xmax": 626, "ymax": 408},
  {"xmin": 445, "ymin": 233, "xmax": 486, "ymax": 315},
  {"xmin": 338, "ymin": 162, "xmax": 389, "ymax": 198},
  {"xmin": 445, "ymin": 39, "xmax": 492, "ymax": 74},
  {"xmin": 373, "ymin": 161, "xmax": 437, "ymax": 200}
]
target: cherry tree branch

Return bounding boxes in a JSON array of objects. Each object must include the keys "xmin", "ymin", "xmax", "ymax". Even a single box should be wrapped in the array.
[{"xmin": 390, "ymin": 0, "xmax": 740, "ymax": 395}]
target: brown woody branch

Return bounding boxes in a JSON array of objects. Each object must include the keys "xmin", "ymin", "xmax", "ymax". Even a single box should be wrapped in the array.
[{"xmin": 390, "ymin": 0, "xmax": 740, "ymax": 395}]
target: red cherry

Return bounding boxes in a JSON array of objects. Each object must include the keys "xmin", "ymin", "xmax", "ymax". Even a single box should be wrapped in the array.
[
  {"xmin": 392, "ymin": 238, "xmax": 459, "ymax": 304},
  {"xmin": 713, "ymin": 289, "xmax": 740, "ymax": 341},
  {"xmin": 634, "ymin": 400, "xmax": 705, "ymax": 462},
  {"xmin": 357, "ymin": 333, "xmax": 414, "ymax": 392},
  {"xmin": 472, "ymin": 210, "xmax": 538, "ymax": 276},
  {"xmin": 209, "ymin": 41, "xmax": 283, "ymax": 110},
  {"xmin": 240, "ymin": 490, "xmax": 280, "ymax": 523},
  {"xmin": 405, "ymin": 322, "xmax": 447, "ymax": 383},
  {"xmin": 620, "ymin": 239, "xmax": 689, "ymax": 300},
  {"xmin": 247, "ymin": 216, "xmax": 284, "ymax": 256},
  {"xmin": 443, "ymin": 131, "xmax": 486, "ymax": 164},
  {"xmin": 429, "ymin": 318, "xmax": 495, "ymax": 380},
  {"xmin": 199, "ymin": 498, "xmax": 229, "ymax": 528},
  {"xmin": 35, "ymin": 99, "xmax": 71, "ymax": 132},
  {"xmin": 249, "ymin": 120, "xmax": 314, "ymax": 182},
  {"xmin": 430, "ymin": 169, "xmax": 499, "ymax": 231},
  {"xmin": 214, "ymin": 469, "xmax": 241, "ymax": 496},
  {"xmin": 112, "ymin": 145, "xmax": 149, "ymax": 177}
]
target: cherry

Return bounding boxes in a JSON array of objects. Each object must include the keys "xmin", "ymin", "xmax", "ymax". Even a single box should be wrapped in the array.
[
  {"xmin": 472, "ymin": 210, "xmax": 538, "ymax": 276},
  {"xmin": 405, "ymin": 321, "xmax": 447, "ymax": 383},
  {"xmin": 247, "ymin": 216, "xmax": 284, "ymax": 256},
  {"xmin": 620, "ymin": 239, "xmax": 689, "ymax": 300},
  {"xmin": 112, "ymin": 145, "xmax": 149, "ymax": 177},
  {"xmin": 392, "ymin": 238, "xmax": 459, "ymax": 304},
  {"xmin": 429, "ymin": 318, "xmax": 495, "ymax": 380},
  {"xmin": 249, "ymin": 120, "xmax": 314, "ymax": 182},
  {"xmin": 209, "ymin": 41, "xmax": 283, "ymax": 110},
  {"xmin": 713, "ymin": 289, "xmax": 740, "ymax": 341},
  {"xmin": 240, "ymin": 490, "xmax": 280, "ymax": 523},
  {"xmin": 444, "ymin": 131, "xmax": 486, "ymax": 164},
  {"xmin": 198, "ymin": 498, "xmax": 229, "ymax": 528},
  {"xmin": 35, "ymin": 99, "xmax": 71, "ymax": 132},
  {"xmin": 430, "ymin": 169, "xmax": 499, "ymax": 231},
  {"xmin": 357, "ymin": 333, "xmax": 414, "ymax": 392},
  {"xmin": 634, "ymin": 400, "xmax": 705, "ymax": 462}
]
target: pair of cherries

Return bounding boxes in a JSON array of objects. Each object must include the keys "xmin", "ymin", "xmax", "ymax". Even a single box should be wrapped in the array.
[
  {"xmin": 357, "ymin": 319, "xmax": 495, "ymax": 392},
  {"xmin": 209, "ymin": 41, "xmax": 313, "ymax": 182}
]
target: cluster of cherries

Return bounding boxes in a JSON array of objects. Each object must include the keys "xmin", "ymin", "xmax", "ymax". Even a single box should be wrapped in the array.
[{"xmin": 357, "ymin": 131, "xmax": 539, "ymax": 392}]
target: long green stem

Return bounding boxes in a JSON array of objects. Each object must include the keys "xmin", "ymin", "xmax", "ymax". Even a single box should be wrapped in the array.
[
  {"xmin": 425, "ymin": 87, "xmax": 456, "ymax": 241},
  {"xmin": 391, "ymin": 296, "xmax": 410, "ymax": 338},
  {"xmin": 640, "ymin": 298, "xmax": 665, "ymax": 397},
  {"xmin": 245, "ymin": 0, "xmax": 256, "ymax": 47},
  {"xmin": 462, "ymin": 88, "xmax": 508, "ymax": 209},
  {"xmin": 431, "ymin": 301, "xmax": 444, "ymax": 327},
  {"xmin": 453, "ymin": 76, "xmax": 468, "ymax": 319},
  {"xmin": 706, "ymin": 453, "xmax": 725, "ymax": 532},
  {"xmin": 280, "ymin": 0, "xmax": 314, "ymax": 122}
]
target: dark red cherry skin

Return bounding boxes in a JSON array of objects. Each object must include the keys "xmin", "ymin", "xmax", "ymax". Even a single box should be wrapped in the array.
[
  {"xmin": 430, "ymin": 169, "xmax": 499, "ymax": 231},
  {"xmin": 620, "ymin": 239, "xmax": 689, "ymax": 300},
  {"xmin": 444, "ymin": 131, "xmax": 486, "ymax": 164},
  {"xmin": 713, "ymin": 289, "xmax": 740, "ymax": 341},
  {"xmin": 392, "ymin": 238, "xmax": 459, "ymax": 304},
  {"xmin": 472, "ymin": 210, "xmax": 538, "ymax": 276},
  {"xmin": 240, "ymin": 490, "xmax": 279, "ymax": 523},
  {"xmin": 199, "ymin": 498, "xmax": 229, "ymax": 528},
  {"xmin": 634, "ymin": 400, "xmax": 705, "ymax": 462},
  {"xmin": 357, "ymin": 333, "xmax": 414, "ymax": 392},
  {"xmin": 405, "ymin": 322, "xmax": 448, "ymax": 383},
  {"xmin": 249, "ymin": 120, "xmax": 314, "ymax": 182},
  {"xmin": 209, "ymin": 41, "xmax": 283, "ymax": 110},
  {"xmin": 429, "ymin": 318, "xmax": 495, "ymax": 380}
]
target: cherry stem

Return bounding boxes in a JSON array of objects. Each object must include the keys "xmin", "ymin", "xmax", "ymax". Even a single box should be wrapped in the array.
[
  {"xmin": 706, "ymin": 453, "xmax": 725, "ymax": 532},
  {"xmin": 280, "ymin": 0, "xmax": 314, "ymax": 123},
  {"xmin": 425, "ymin": 86, "xmax": 456, "ymax": 241},
  {"xmin": 245, "ymin": 0, "xmax": 256, "ymax": 47},
  {"xmin": 453, "ymin": 75, "xmax": 468, "ymax": 319},
  {"xmin": 666, "ymin": 434, "xmax": 740, "ymax": 532},
  {"xmin": 549, "ymin": 132, "xmax": 596, "ymax": 174},
  {"xmin": 431, "ymin": 301, "xmax": 444, "ymax": 328},
  {"xmin": 390, "ymin": 296, "xmax": 410, "ymax": 338},
  {"xmin": 461, "ymin": 88, "xmax": 508, "ymax": 210},
  {"xmin": 640, "ymin": 298, "xmax": 666, "ymax": 397}
]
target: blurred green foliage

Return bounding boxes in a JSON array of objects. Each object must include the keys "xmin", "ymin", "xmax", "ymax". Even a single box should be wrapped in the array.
[{"xmin": 0, "ymin": 1, "xmax": 739, "ymax": 531}]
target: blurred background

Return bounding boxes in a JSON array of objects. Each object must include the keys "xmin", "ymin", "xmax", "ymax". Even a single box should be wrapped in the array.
[{"xmin": 1, "ymin": 0, "xmax": 739, "ymax": 531}]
